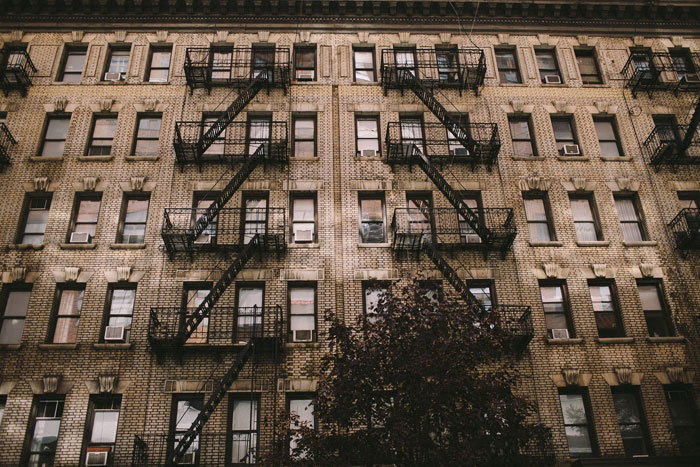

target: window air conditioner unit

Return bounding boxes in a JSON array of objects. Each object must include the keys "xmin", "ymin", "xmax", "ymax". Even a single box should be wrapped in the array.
[
  {"xmin": 104, "ymin": 72, "xmax": 125, "ymax": 81},
  {"xmin": 681, "ymin": 73, "xmax": 700, "ymax": 83},
  {"xmin": 293, "ymin": 229, "xmax": 314, "ymax": 242},
  {"xmin": 450, "ymin": 147, "xmax": 470, "ymax": 157},
  {"xmin": 296, "ymin": 70, "xmax": 315, "ymax": 80},
  {"xmin": 193, "ymin": 234, "xmax": 212, "ymax": 244},
  {"xmin": 563, "ymin": 144, "xmax": 581, "ymax": 156},
  {"xmin": 180, "ymin": 452, "xmax": 196, "ymax": 464},
  {"xmin": 361, "ymin": 149, "xmax": 377, "ymax": 158},
  {"xmin": 85, "ymin": 451, "xmax": 109, "ymax": 466},
  {"xmin": 293, "ymin": 330, "xmax": 313, "ymax": 342},
  {"xmin": 104, "ymin": 326, "xmax": 125, "ymax": 341},
  {"xmin": 544, "ymin": 74, "xmax": 562, "ymax": 84},
  {"xmin": 551, "ymin": 329, "xmax": 570, "ymax": 339},
  {"xmin": 70, "ymin": 232, "xmax": 92, "ymax": 244}
]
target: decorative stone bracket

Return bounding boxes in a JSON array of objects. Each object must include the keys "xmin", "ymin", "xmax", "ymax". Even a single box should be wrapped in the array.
[{"xmin": 518, "ymin": 176, "xmax": 551, "ymax": 192}]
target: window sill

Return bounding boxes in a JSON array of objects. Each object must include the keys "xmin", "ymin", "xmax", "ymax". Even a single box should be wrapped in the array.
[
  {"xmin": 601, "ymin": 155, "xmax": 632, "ymax": 162},
  {"xmin": 77, "ymin": 155, "xmax": 114, "ymax": 162},
  {"xmin": 292, "ymin": 81, "xmax": 320, "ymax": 85},
  {"xmin": 511, "ymin": 155, "xmax": 544, "ymax": 161},
  {"xmin": 125, "ymin": 155, "xmax": 160, "ymax": 161},
  {"xmin": 556, "ymin": 155, "xmax": 590, "ymax": 161},
  {"xmin": 528, "ymin": 241, "xmax": 563, "ymax": 247},
  {"xmin": 581, "ymin": 83, "xmax": 609, "ymax": 88},
  {"xmin": 29, "ymin": 156, "xmax": 63, "ymax": 162},
  {"xmin": 622, "ymin": 240, "xmax": 657, "ymax": 247},
  {"xmin": 59, "ymin": 242, "xmax": 97, "ymax": 250},
  {"xmin": 498, "ymin": 83, "xmax": 528, "ymax": 87},
  {"xmin": 38, "ymin": 343, "xmax": 79, "ymax": 350},
  {"xmin": 541, "ymin": 83, "xmax": 568, "ymax": 88},
  {"xmin": 595, "ymin": 337, "xmax": 634, "ymax": 344},
  {"xmin": 646, "ymin": 336, "xmax": 686, "ymax": 344},
  {"xmin": 51, "ymin": 81, "xmax": 84, "ymax": 85},
  {"xmin": 546, "ymin": 337, "xmax": 583, "ymax": 345},
  {"xmin": 351, "ymin": 81, "xmax": 380, "ymax": 86},
  {"xmin": 284, "ymin": 342, "xmax": 322, "ymax": 349},
  {"xmin": 358, "ymin": 242, "xmax": 391, "ymax": 248},
  {"xmin": 0, "ymin": 344, "xmax": 22, "ymax": 351},
  {"xmin": 8, "ymin": 243, "xmax": 44, "ymax": 250},
  {"xmin": 287, "ymin": 242, "xmax": 319, "ymax": 249},
  {"xmin": 290, "ymin": 156, "xmax": 319, "ymax": 161},
  {"xmin": 97, "ymin": 80, "xmax": 129, "ymax": 85},
  {"xmin": 576, "ymin": 240, "xmax": 610, "ymax": 247},
  {"xmin": 110, "ymin": 243, "xmax": 147, "ymax": 249},
  {"xmin": 355, "ymin": 156, "xmax": 384, "ymax": 161},
  {"xmin": 93, "ymin": 342, "xmax": 132, "ymax": 350},
  {"xmin": 144, "ymin": 81, "xmax": 171, "ymax": 85}
]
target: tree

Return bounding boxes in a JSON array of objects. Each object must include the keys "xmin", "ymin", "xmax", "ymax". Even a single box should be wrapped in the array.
[{"xmin": 267, "ymin": 278, "xmax": 553, "ymax": 466}]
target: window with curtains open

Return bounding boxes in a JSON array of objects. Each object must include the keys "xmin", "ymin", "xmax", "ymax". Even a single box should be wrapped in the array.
[
  {"xmin": 614, "ymin": 195, "xmax": 646, "ymax": 242},
  {"xmin": 50, "ymin": 286, "xmax": 84, "ymax": 344}
]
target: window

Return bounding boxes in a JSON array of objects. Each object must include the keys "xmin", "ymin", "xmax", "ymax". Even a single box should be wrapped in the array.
[
  {"xmin": 247, "ymin": 115, "xmax": 271, "ymax": 155},
  {"xmin": 147, "ymin": 46, "xmax": 171, "ymax": 82},
  {"xmin": 446, "ymin": 113, "xmax": 470, "ymax": 156},
  {"xmin": 540, "ymin": 282, "xmax": 573, "ymax": 338},
  {"xmin": 183, "ymin": 284, "xmax": 211, "ymax": 345},
  {"xmin": 588, "ymin": 282, "xmax": 623, "ymax": 338},
  {"xmin": 495, "ymin": 48, "xmax": 521, "ymax": 84},
  {"xmin": 653, "ymin": 114, "xmax": 681, "ymax": 145},
  {"xmin": 39, "ymin": 115, "xmax": 70, "ymax": 157},
  {"xmin": 669, "ymin": 48, "xmax": 697, "ymax": 82},
  {"xmin": 678, "ymin": 191, "xmax": 700, "ymax": 210},
  {"xmin": 535, "ymin": 49, "xmax": 562, "ymax": 83},
  {"xmin": 637, "ymin": 281, "xmax": 673, "ymax": 337},
  {"xmin": 399, "ymin": 115, "xmax": 425, "ymax": 154},
  {"xmin": 436, "ymin": 45, "xmax": 460, "ymax": 83},
  {"xmin": 104, "ymin": 47, "xmax": 130, "ymax": 80},
  {"xmin": 102, "ymin": 286, "xmax": 135, "ymax": 343},
  {"xmin": 294, "ymin": 46, "xmax": 316, "ymax": 81},
  {"xmin": 202, "ymin": 113, "xmax": 226, "ymax": 157},
  {"xmin": 611, "ymin": 388, "xmax": 650, "ymax": 456},
  {"xmin": 236, "ymin": 284, "xmax": 264, "ymax": 344},
  {"xmin": 170, "ymin": 395, "xmax": 203, "ymax": 465},
  {"xmin": 289, "ymin": 284, "xmax": 316, "ymax": 342},
  {"xmin": 18, "ymin": 194, "xmax": 52, "ymax": 245},
  {"xmin": 59, "ymin": 46, "xmax": 86, "ymax": 82},
  {"xmin": 87, "ymin": 115, "xmax": 117, "ymax": 156},
  {"xmin": 575, "ymin": 49, "xmax": 602, "ymax": 84},
  {"xmin": 406, "ymin": 192, "xmax": 433, "ymax": 236},
  {"xmin": 242, "ymin": 192, "xmax": 268, "ymax": 244},
  {"xmin": 118, "ymin": 195, "xmax": 149, "ymax": 244},
  {"xmin": 664, "ymin": 385, "xmax": 698, "ymax": 453},
  {"xmin": 291, "ymin": 193, "xmax": 316, "ymax": 243},
  {"xmin": 293, "ymin": 116, "xmax": 316, "ymax": 158},
  {"xmin": 569, "ymin": 195, "xmax": 601, "ymax": 242},
  {"xmin": 614, "ymin": 195, "xmax": 646, "ymax": 242},
  {"xmin": 68, "ymin": 193, "xmax": 101, "ymax": 243},
  {"xmin": 467, "ymin": 281, "xmax": 494, "ymax": 312},
  {"xmin": 211, "ymin": 46, "xmax": 233, "ymax": 80},
  {"xmin": 459, "ymin": 194, "xmax": 482, "ymax": 244},
  {"xmin": 559, "ymin": 389, "xmax": 596, "ymax": 457},
  {"xmin": 288, "ymin": 396, "xmax": 314, "ymax": 458},
  {"xmin": 133, "ymin": 114, "xmax": 161, "ymax": 157},
  {"xmin": 508, "ymin": 117, "xmax": 537, "ymax": 157},
  {"xmin": 51, "ymin": 286, "xmax": 84, "ymax": 344},
  {"xmin": 355, "ymin": 116, "xmax": 380, "ymax": 157},
  {"xmin": 418, "ymin": 280, "xmax": 442, "ymax": 304},
  {"xmin": 0, "ymin": 285, "xmax": 31, "ymax": 345},
  {"xmin": 523, "ymin": 194, "xmax": 554, "ymax": 242},
  {"xmin": 551, "ymin": 116, "xmax": 580, "ymax": 156},
  {"xmin": 0, "ymin": 395, "xmax": 5, "ymax": 425},
  {"xmin": 191, "ymin": 192, "xmax": 220, "ymax": 245},
  {"xmin": 251, "ymin": 45, "xmax": 274, "ymax": 78},
  {"xmin": 594, "ymin": 117, "xmax": 623, "ymax": 157},
  {"xmin": 394, "ymin": 48, "xmax": 417, "ymax": 76},
  {"xmin": 363, "ymin": 282, "xmax": 388, "ymax": 323},
  {"xmin": 353, "ymin": 48, "xmax": 375, "ymax": 82},
  {"xmin": 25, "ymin": 397, "xmax": 64, "ymax": 466},
  {"xmin": 84, "ymin": 396, "xmax": 121, "ymax": 466},
  {"xmin": 358, "ymin": 193, "xmax": 386, "ymax": 243},
  {"xmin": 229, "ymin": 396, "xmax": 259, "ymax": 464}
]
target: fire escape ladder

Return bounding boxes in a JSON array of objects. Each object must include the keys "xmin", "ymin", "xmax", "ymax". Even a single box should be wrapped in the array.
[
  {"xmin": 681, "ymin": 96, "xmax": 700, "ymax": 151},
  {"xmin": 420, "ymin": 238, "xmax": 486, "ymax": 315},
  {"xmin": 397, "ymin": 69, "xmax": 478, "ymax": 155},
  {"xmin": 175, "ymin": 235, "xmax": 260, "ymax": 346},
  {"xmin": 170, "ymin": 339, "xmax": 256, "ymax": 465},
  {"xmin": 410, "ymin": 146, "xmax": 492, "ymax": 242},
  {"xmin": 196, "ymin": 70, "xmax": 269, "ymax": 157}
]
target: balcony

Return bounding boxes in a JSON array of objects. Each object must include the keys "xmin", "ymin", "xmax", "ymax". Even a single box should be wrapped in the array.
[
  {"xmin": 0, "ymin": 123, "xmax": 17, "ymax": 169},
  {"xmin": 497, "ymin": 305, "xmax": 534, "ymax": 353},
  {"xmin": 0, "ymin": 49, "xmax": 36, "ymax": 96},
  {"xmin": 669, "ymin": 208, "xmax": 700, "ymax": 252},
  {"xmin": 622, "ymin": 51, "xmax": 700, "ymax": 97},
  {"xmin": 380, "ymin": 48, "xmax": 486, "ymax": 95},
  {"xmin": 385, "ymin": 122, "xmax": 500, "ymax": 168},
  {"xmin": 391, "ymin": 207, "xmax": 516, "ymax": 253},
  {"xmin": 173, "ymin": 121, "xmax": 288, "ymax": 167},
  {"xmin": 183, "ymin": 47, "xmax": 290, "ymax": 93},
  {"xmin": 161, "ymin": 207, "xmax": 286, "ymax": 256},
  {"xmin": 644, "ymin": 124, "xmax": 700, "ymax": 167}
]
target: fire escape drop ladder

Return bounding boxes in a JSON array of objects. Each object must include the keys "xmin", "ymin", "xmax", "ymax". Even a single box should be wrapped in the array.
[{"xmin": 681, "ymin": 95, "xmax": 700, "ymax": 151}]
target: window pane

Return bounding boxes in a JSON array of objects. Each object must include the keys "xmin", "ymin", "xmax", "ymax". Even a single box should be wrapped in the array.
[
  {"xmin": 90, "ymin": 411, "xmax": 119, "ymax": 443},
  {"xmin": 76, "ymin": 200, "xmax": 100, "ymax": 223},
  {"xmin": 613, "ymin": 393, "xmax": 641, "ymax": 423},
  {"xmin": 137, "ymin": 117, "xmax": 161, "ymax": 138},
  {"xmin": 149, "ymin": 69, "xmax": 169, "ymax": 82},
  {"xmin": 560, "ymin": 393, "xmax": 587, "ymax": 424},
  {"xmin": 540, "ymin": 286, "xmax": 563, "ymax": 303},
  {"xmin": 529, "ymin": 223, "xmax": 551, "ymax": 242},
  {"xmin": 176, "ymin": 400, "xmax": 202, "ymax": 430},
  {"xmin": 232, "ymin": 399, "xmax": 258, "ymax": 431},
  {"xmin": 570, "ymin": 199, "xmax": 594, "ymax": 221},
  {"xmin": 615, "ymin": 198, "xmax": 638, "ymax": 222},
  {"xmin": 294, "ymin": 119, "xmax": 315, "ymax": 139},
  {"xmin": 65, "ymin": 53, "xmax": 85, "ymax": 72},
  {"xmin": 599, "ymin": 142, "xmax": 621, "ymax": 157},
  {"xmin": 565, "ymin": 425, "xmax": 593, "ymax": 455},
  {"xmin": 125, "ymin": 199, "xmax": 149, "ymax": 223},
  {"xmin": 45, "ymin": 119, "xmax": 70, "ymax": 140},
  {"xmin": 290, "ymin": 314, "xmax": 315, "ymax": 331},
  {"xmin": 289, "ymin": 399, "xmax": 314, "ymax": 427},
  {"xmin": 41, "ymin": 141, "xmax": 65, "ymax": 157},
  {"xmin": 355, "ymin": 51, "xmax": 373, "ymax": 69},
  {"xmin": 496, "ymin": 52, "xmax": 516, "ymax": 69},
  {"xmin": 108, "ymin": 51, "xmax": 130, "ymax": 74},
  {"xmin": 93, "ymin": 118, "xmax": 117, "ymax": 138},
  {"xmin": 594, "ymin": 120, "xmax": 615, "ymax": 140},
  {"xmin": 151, "ymin": 51, "xmax": 171, "ymax": 68},
  {"xmin": 290, "ymin": 288, "xmax": 314, "ymax": 314},
  {"xmin": 524, "ymin": 198, "xmax": 547, "ymax": 221},
  {"xmin": 512, "ymin": 141, "xmax": 535, "ymax": 157},
  {"xmin": 238, "ymin": 287, "xmax": 263, "ymax": 308},
  {"xmin": 294, "ymin": 141, "xmax": 314, "ymax": 157},
  {"xmin": 135, "ymin": 140, "xmax": 159, "ymax": 156},
  {"xmin": 509, "ymin": 120, "xmax": 531, "ymax": 140},
  {"xmin": 31, "ymin": 419, "xmax": 61, "ymax": 452},
  {"xmin": 296, "ymin": 49, "xmax": 315, "ymax": 68},
  {"xmin": 360, "ymin": 198, "xmax": 383, "ymax": 221},
  {"xmin": 357, "ymin": 119, "xmax": 378, "ymax": 138},
  {"xmin": 57, "ymin": 290, "xmax": 83, "ymax": 315},
  {"xmin": 552, "ymin": 120, "xmax": 574, "ymax": 140},
  {"xmin": 0, "ymin": 319, "xmax": 24, "ymax": 344},
  {"xmin": 110, "ymin": 289, "xmax": 135, "ymax": 315},
  {"xmin": 355, "ymin": 70, "xmax": 374, "ymax": 82},
  {"xmin": 5, "ymin": 291, "xmax": 31, "ymax": 317},
  {"xmin": 638, "ymin": 285, "xmax": 662, "ymax": 310},
  {"xmin": 293, "ymin": 198, "xmax": 314, "ymax": 221}
]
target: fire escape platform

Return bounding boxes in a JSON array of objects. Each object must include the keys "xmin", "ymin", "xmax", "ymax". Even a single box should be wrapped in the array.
[
  {"xmin": 0, "ymin": 123, "xmax": 17, "ymax": 169},
  {"xmin": 645, "ymin": 124, "xmax": 700, "ymax": 168},
  {"xmin": 622, "ymin": 51, "xmax": 700, "ymax": 97},
  {"xmin": 0, "ymin": 49, "xmax": 36, "ymax": 97},
  {"xmin": 669, "ymin": 208, "xmax": 700, "ymax": 252}
]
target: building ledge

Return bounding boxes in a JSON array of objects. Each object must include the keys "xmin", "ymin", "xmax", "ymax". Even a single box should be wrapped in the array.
[
  {"xmin": 595, "ymin": 337, "xmax": 634, "ymax": 344},
  {"xmin": 646, "ymin": 336, "xmax": 686, "ymax": 344},
  {"xmin": 38, "ymin": 343, "xmax": 79, "ymax": 350},
  {"xmin": 577, "ymin": 240, "xmax": 610, "ymax": 247},
  {"xmin": 287, "ymin": 242, "xmax": 319, "ymax": 249},
  {"xmin": 28, "ymin": 156, "xmax": 63, "ymax": 162},
  {"xmin": 546, "ymin": 337, "xmax": 584, "ymax": 345},
  {"xmin": 59, "ymin": 242, "xmax": 97, "ymax": 250},
  {"xmin": 77, "ymin": 155, "xmax": 114, "ymax": 162},
  {"xmin": 0, "ymin": 344, "xmax": 22, "ymax": 351},
  {"xmin": 284, "ymin": 342, "xmax": 323, "ymax": 350},
  {"xmin": 110, "ymin": 242, "xmax": 147, "ymax": 249},
  {"xmin": 572, "ymin": 455, "xmax": 700, "ymax": 466},
  {"xmin": 290, "ymin": 156, "xmax": 319, "ymax": 161},
  {"xmin": 601, "ymin": 155, "xmax": 632, "ymax": 162},
  {"xmin": 358, "ymin": 242, "xmax": 391, "ymax": 248},
  {"xmin": 7, "ymin": 243, "xmax": 44, "ymax": 250},
  {"xmin": 511, "ymin": 155, "xmax": 545, "ymax": 161},
  {"xmin": 93, "ymin": 342, "xmax": 133, "ymax": 350},
  {"xmin": 125, "ymin": 155, "xmax": 160, "ymax": 161},
  {"xmin": 529, "ymin": 241, "xmax": 563, "ymax": 247},
  {"xmin": 557, "ymin": 155, "xmax": 590, "ymax": 161},
  {"xmin": 351, "ymin": 81, "xmax": 380, "ymax": 86},
  {"xmin": 622, "ymin": 240, "xmax": 657, "ymax": 247}
]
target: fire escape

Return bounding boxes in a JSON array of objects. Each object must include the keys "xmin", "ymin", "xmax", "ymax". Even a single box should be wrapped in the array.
[
  {"xmin": 623, "ymin": 51, "xmax": 700, "ymax": 254},
  {"xmin": 133, "ymin": 47, "xmax": 290, "ymax": 466},
  {"xmin": 381, "ymin": 48, "xmax": 533, "ymax": 352},
  {"xmin": 0, "ymin": 48, "xmax": 33, "ymax": 169}
]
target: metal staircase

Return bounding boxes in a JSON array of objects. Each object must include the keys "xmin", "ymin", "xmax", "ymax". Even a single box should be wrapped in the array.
[{"xmin": 682, "ymin": 95, "xmax": 700, "ymax": 151}]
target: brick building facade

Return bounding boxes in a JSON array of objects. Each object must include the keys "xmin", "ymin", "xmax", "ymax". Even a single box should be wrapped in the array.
[{"xmin": 0, "ymin": 1, "xmax": 699, "ymax": 465}]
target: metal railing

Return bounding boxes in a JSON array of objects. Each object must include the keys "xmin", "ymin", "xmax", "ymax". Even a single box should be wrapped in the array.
[
  {"xmin": 497, "ymin": 305, "xmax": 534, "ymax": 351},
  {"xmin": 0, "ymin": 123, "xmax": 17, "ymax": 167},
  {"xmin": 0, "ymin": 49, "xmax": 36, "ymax": 96},
  {"xmin": 385, "ymin": 122, "xmax": 500, "ymax": 166},
  {"xmin": 380, "ymin": 48, "xmax": 486, "ymax": 93},
  {"xmin": 149, "ymin": 305, "xmax": 283, "ymax": 347},
  {"xmin": 173, "ymin": 122, "xmax": 288, "ymax": 164},
  {"xmin": 669, "ymin": 208, "xmax": 700, "ymax": 251},
  {"xmin": 132, "ymin": 433, "xmax": 235, "ymax": 466},
  {"xmin": 622, "ymin": 51, "xmax": 700, "ymax": 95},
  {"xmin": 644, "ymin": 124, "xmax": 700, "ymax": 166},
  {"xmin": 392, "ymin": 207, "xmax": 516, "ymax": 251}
]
